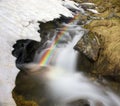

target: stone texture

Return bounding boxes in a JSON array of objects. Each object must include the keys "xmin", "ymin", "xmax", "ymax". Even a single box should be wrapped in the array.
[{"xmin": 74, "ymin": 31, "xmax": 100, "ymax": 61}]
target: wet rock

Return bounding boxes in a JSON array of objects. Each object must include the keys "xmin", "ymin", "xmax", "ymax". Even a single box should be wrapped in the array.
[
  {"xmin": 74, "ymin": 31, "xmax": 100, "ymax": 61},
  {"xmin": 38, "ymin": 18, "xmax": 63, "ymax": 46},
  {"xmin": 76, "ymin": 52, "xmax": 94, "ymax": 73},
  {"xmin": 12, "ymin": 39, "xmax": 40, "ymax": 69},
  {"xmin": 68, "ymin": 99, "xmax": 90, "ymax": 106},
  {"xmin": 13, "ymin": 65, "xmax": 53, "ymax": 106},
  {"xmin": 77, "ymin": 13, "xmax": 88, "ymax": 25}
]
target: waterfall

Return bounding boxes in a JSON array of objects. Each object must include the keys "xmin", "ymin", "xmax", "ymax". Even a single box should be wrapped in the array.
[
  {"xmin": 33, "ymin": 16, "xmax": 120, "ymax": 106},
  {"xmin": 54, "ymin": 24, "xmax": 85, "ymax": 71}
]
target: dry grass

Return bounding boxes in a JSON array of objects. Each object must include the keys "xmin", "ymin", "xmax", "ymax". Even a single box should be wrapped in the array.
[
  {"xmin": 85, "ymin": 18, "xmax": 120, "ymax": 75},
  {"xmin": 74, "ymin": 0, "xmax": 120, "ymax": 18},
  {"xmin": 73, "ymin": 0, "xmax": 120, "ymax": 76}
]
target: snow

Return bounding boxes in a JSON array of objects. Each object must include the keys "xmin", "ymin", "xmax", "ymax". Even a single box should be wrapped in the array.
[
  {"xmin": 62, "ymin": 0, "xmax": 79, "ymax": 10},
  {"xmin": 0, "ymin": 0, "xmax": 78, "ymax": 105},
  {"xmin": 81, "ymin": 2, "xmax": 95, "ymax": 5},
  {"xmin": 87, "ymin": 9, "xmax": 99, "ymax": 14}
]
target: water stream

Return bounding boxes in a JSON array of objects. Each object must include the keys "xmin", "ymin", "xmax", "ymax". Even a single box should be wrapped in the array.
[
  {"xmin": 33, "ymin": 13, "xmax": 120, "ymax": 106},
  {"xmin": 11, "ymin": 3, "xmax": 120, "ymax": 106}
]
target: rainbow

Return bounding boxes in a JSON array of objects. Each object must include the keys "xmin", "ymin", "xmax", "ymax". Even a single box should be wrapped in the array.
[{"xmin": 39, "ymin": 13, "xmax": 80, "ymax": 66}]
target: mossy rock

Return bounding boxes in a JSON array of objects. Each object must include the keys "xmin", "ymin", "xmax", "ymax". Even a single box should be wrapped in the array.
[
  {"xmin": 12, "ymin": 92, "xmax": 38, "ymax": 106},
  {"xmin": 12, "ymin": 68, "xmax": 53, "ymax": 106}
]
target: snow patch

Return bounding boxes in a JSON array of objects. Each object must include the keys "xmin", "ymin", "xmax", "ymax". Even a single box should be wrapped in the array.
[
  {"xmin": 87, "ymin": 9, "xmax": 99, "ymax": 14},
  {"xmin": 0, "ymin": 0, "xmax": 78, "ymax": 105}
]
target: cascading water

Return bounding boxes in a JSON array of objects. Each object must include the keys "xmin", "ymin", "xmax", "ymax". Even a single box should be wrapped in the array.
[
  {"xmin": 33, "ymin": 12, "xmax": 120, "ymax": 106},
  {"xmin": 54, "ymin": 24, "xmax": 84, "ymax": 70}
]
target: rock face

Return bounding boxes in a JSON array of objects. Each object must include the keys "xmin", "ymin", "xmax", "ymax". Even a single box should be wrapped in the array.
[
  {"xmin": 12, "ymin": 40, "xmax": 40, "ymax": 68},
  {"xmin": 13, "ymin": 66, "xmax": 51, "ymax": 106},
  {"xmin": 74, "ymin": 31, "xmax": 100, "ymax": 61}
]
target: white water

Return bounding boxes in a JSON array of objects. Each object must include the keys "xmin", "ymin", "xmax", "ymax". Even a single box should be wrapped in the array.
[
  {"xmin": 54, "ymin": 24, "xmax": 84, "ymax": 71},
  {"xmin": 44, "ymin": 67, "xmax": 120, "ymax": 106},
  {"xmin": 34, "ymin": 15, "xmax": 120, "ymax": 106}
]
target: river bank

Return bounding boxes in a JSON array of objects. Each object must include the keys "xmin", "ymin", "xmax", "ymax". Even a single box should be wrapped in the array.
[{"xmin": 74, "ymin": 0, "xmax": 120, "ymax": 93}]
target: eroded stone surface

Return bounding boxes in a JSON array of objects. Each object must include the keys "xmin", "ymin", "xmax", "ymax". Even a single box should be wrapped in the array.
[{"xmin": 74, "ymin": 31, "xmax": 100, "ymax": 61}]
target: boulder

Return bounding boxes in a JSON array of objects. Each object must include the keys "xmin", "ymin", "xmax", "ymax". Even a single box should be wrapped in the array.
[{"xmin": 74, "ymin": 31, "xmax": 100, "ymax": 61}]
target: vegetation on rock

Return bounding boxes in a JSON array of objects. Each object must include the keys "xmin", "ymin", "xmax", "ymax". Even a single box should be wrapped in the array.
[
  {"xmin": 13, "ymin": 92, "xmax": 38, "ymax": 106},
  {"xmin": 85, "ymin": 18, "xmax": 120, "ymax": 76},
  {"xmin": 74, "ymin": 0, "xmax": 120, "ymax": 82}
]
